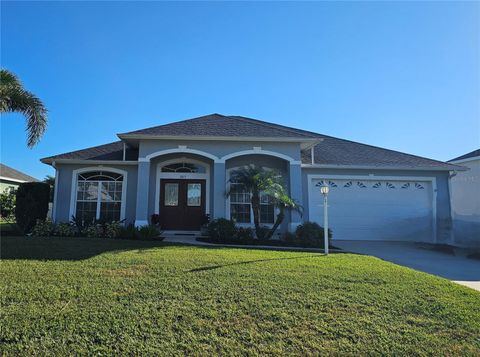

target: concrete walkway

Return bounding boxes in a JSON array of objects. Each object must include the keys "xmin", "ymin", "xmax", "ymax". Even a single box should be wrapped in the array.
[{"xmin": 334, "ymin": 241, "xmax": 480, "ymax": 291}]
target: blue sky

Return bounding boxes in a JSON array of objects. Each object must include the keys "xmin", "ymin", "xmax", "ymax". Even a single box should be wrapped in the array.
[{"xmin": 1, "ymin": 1, "xmax": 479, "ymax": 179}]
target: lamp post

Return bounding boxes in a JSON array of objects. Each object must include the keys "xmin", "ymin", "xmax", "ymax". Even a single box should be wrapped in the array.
[{"xmin": 320, "ymin": 184, "xmax": 329, "ymax": 255}]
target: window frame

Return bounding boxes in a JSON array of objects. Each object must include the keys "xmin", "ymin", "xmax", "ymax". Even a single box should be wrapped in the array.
[{"xmin": 70, "ymin": 167, "xmax": 127, "ymax": 224}]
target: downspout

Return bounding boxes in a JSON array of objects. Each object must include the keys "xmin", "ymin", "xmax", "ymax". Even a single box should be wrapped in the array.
[
  {"xmin": 448, "ymin": 170, "xmax": 457, "ymax": 245},
  {"xmin": 310, "ymin": 146, "xmax": 314, "ymax": 165},
  {"xmin": 122, "ymin": 142, "xmax": 126, "ymax": 161}
]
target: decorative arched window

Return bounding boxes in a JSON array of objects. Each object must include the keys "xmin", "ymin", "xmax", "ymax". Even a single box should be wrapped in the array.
[
  {"xmin": 75, "ymin": 170, "xmax": 124, "ymax": 223},
  {"xmin": 161, "ymin": 162, "xmax": 206, "ymax": 173}
]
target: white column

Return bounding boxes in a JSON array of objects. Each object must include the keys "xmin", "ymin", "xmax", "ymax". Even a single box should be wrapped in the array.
[
  {"xmin": 135, "ymin": 160, "xmax": 150, "ymax": 227},
  {"xmin": 289, "ymin": 161, "xmax": 303, "ymax": 231},
  {"xmin": 213, "ymin": 161, "xmax": 226, "ymax": 219}
]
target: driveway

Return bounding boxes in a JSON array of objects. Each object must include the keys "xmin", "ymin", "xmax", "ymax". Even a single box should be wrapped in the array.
[{"xmin": 334, "ymin": 241, "xmax": 480, "ymax": 291}]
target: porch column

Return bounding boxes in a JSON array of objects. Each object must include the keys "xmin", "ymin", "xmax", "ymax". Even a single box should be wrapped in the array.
[
  {"xmin": 135, "ymin": 160, "xmax": 150, "ymax": 227},
  {"xmin": 213, "ymin": 161, "xmax": 226, "ymax": 219},
  {"xmin": 289, "ymin": 161, "xmax": 303, "ymax": 231}
]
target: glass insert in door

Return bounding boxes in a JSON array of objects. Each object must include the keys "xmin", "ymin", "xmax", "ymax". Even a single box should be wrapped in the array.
[
  {"xmin": 187, "ymin": 183, "xmax": 201, "ymax": 206},
  {"xmin": 164, "ymin": 183, "xmax": 179, "ymax": 206}
]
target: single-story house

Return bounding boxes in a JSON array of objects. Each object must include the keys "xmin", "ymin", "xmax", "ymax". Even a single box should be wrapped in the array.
[
  {"xmin": 448, "ymin": 149, "xmax": 480, "ymax": 247},
  {"xmin": 0, "ymin": 163, "xmax": 38, "ymax": 192},
  {"xmin": 41, "ymin": 114, "xmax": 465, "ymax": 243}
]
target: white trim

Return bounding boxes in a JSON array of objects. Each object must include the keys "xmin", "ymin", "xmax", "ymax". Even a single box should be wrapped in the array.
[
  {"xmin": 307, "ymin": 174, "xmax": 438, "ymax": 243},
  {"xmin": 143, "ymin": 147, "xmax": 219, "ymax": 162},
  {"xmin": 219, "ymin": 149, "xmax": 299, "ymax": 164},
  {"xmin": 69, "ymin": 166, "xmax": 128, "ymax": 222},
  {"xmin": 52, "ymin": 162, "xmax": 59, "ymax": 223},
  {"xmin": 0, "ymin": 176, "xmax": 30, "ymax": 183},
  {"xmin": 449, "ymin": 156, "xmax": 480, "ymax": 165},
  {"xmin": 134, "ymin": 220, "xmax": 148, "ymax": 227},
  {"xmin": 154, "ymin": 158, "xmax": 210, "ymax": 216},
  {"xmin": 301, "ymin": 164, "xmax": 466, "ymax": 172}
]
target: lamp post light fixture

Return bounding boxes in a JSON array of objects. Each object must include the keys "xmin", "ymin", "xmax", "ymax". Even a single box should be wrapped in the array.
[{"xmin": 320, "ymin": 184, "xmax": 330, "ymax": 255}]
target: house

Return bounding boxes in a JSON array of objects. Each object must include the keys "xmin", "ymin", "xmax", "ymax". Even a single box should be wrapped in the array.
[
  {"xmin": 0, "ymin": 163, "xmax": 38, "ymax": 192},
  {"xmin": 448, "ymin": 149, "xmax": 480, "ymax": 247},
  {"xmin": 41, "ymin": 114, "xmax": 465, "ymax": 243}
]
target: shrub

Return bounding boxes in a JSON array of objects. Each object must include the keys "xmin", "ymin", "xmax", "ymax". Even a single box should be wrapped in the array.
[
  {"xmin": 104, "ymin": 221, "xmax": 122, "ymax": 239},
  {"xmin": 118, "ymin": 224, "xmax": 138, "ymax": 239},
  {"xmin": 295, "ymin": 221, "xmax": 332, "ymax": 248},
  {"xmin": 31, "ymin": 219, "xmax": 54, "ymax": 237},
  {"xmin": 136, "ymin": 225, "xmax": 162, "ymax": 240},
  {"xmin": 235, "ymin": 227, "xmax": 255, "ymax": 242},
  {"xmin": 282, "ymin": 231, "xmax": 296, "ymax": 243},
  {"xmin": 207, "ymin": 218, "xmax": 237, "ymax": 243},
  {"xmin": 255, "ymin": 226, "xmax": 271, "ymax": 241},
  {"xmin": 15, "ymin": 182, "xmax": 50, "ymax": 233},
  {"xmin": 82, "ymin": 224, "xmax": 103, "ymax": 238},
  {"xmin": 0, "ymin": 187, "xmax": 16, "ymax": 219},
  {"xmin": 150, "ymin": 214, "xmax": 161, "ymax": 226},
  {"xmin": 54, "ymin": 222, "xmax": 77, "ymax": 237}
]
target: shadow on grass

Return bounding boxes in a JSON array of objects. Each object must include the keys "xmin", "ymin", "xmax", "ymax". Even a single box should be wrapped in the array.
[
  {"xmin": 0, "ymin": 235, "xmax": 177, "ymax": 261},
  {"xmin": 188, "ymin": 255, "xmax": 321, "ymax": 272}
]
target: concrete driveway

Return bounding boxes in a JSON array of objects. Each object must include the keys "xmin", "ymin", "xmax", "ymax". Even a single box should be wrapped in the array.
[{"xmin": 334, "ymin": 241, "xmax": 480, "ymax": 291}]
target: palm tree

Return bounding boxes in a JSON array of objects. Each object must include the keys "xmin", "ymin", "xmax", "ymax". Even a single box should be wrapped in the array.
[
  {"xmin": 0, "ymin": 69, "xmax": 47, "ymax": 148},
  {"xmin": 264, "ymin": 186, "xmax": 303, "ymax": 240},
  {"xmin": 227, "ymin": 165, "xmax": 301, "ymax": 239}
]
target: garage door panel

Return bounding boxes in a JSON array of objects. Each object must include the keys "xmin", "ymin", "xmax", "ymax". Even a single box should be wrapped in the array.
[{"xmin": 310, "ymin": 178, "xmax": 433, "ymax": 242}]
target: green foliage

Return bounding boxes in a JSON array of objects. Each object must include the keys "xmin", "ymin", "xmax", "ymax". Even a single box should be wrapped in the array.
[
  {"xmin": 81, "ymin": 225, "xmax": 103, "ymax": 238},
  {"xmin": 103, "ymin": 221, "xmax": 122, "ymax": 239},
  {"xmin": 53, "ymin": 223, "xmax": 76, "ymax": 237},
  {"xmin": 207, "ymin": 218, "xmax": 237, "ymax": 243},
  {"xmin": 43, "ymin": 175, "xmax": 55, "ymax": 202},
  {"xmin": 0, "ymin": 69, "xmax": 48, "ymax": 147},
  {"xmin": 0, "ymin": 187, "xmax": 16, "ymax": 219},
  {"xmin": 117, "ymin": 224, "xmax": 138, "ymax": 239},
  {"xmin": 31, "ymin": 219, "xmax": 54, "ymax": 237},
  {"xmin": 1, "ymin": 236, "xmax": 479, "ymax": 355},
  {"xmin": 135, "ymin": 225, "xmax": 162, "ymax": 240},
  {"xmin": 15, "ymin": 182, "xmax": 50, "ymax": 233},
  {"xmin": 295, "ymin": 222, "xmax": 332, "ymax": 248},
  {"xmin": 235, "ymin": 227, "xmax": 255, "ymax": 242}
]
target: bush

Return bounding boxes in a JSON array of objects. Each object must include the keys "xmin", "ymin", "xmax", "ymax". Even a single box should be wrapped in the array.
[
  {"xmin": 15, "ymin": 182, "xmax": 50, "ymax": 233},
  {"xmin": 235, "ymin": 227, "xmax": 255, "ymax": 242},
  {"xmin": 136, "ymin": 225, "xmax": 162, "ymax": 240},
  {"xmin": 81, "ymin": 224, "xmax": 103, "ymax": 238},
  {"xmin": 118, "ymin": 224, "xmax": 138, "ymax": 239},
  {"xmin": 31, "ymin": 219, "xmax": 54, "ymax": 237},
  {"xmin": 104, "ymin": 221, "xmax": 122, "ymax": 239},
  {"xmin": 295, "ymin": 221, "xmax": 332, "ymax": 248},
  {"xmin": 0, "ymin": 187, "xmax": 16, "ymax": 219},
  {"xmin": 207, "ymin": 218, "xmax": 237, "ymax": 243},
  {"xmin": 54, "ymin": 222, "xmax": 77, "ymax": 237}
]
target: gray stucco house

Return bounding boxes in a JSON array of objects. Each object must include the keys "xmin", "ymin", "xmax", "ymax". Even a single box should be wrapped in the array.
[
  {"xmin": 41, "ymin": 114, "xmax": 464, "ymax": 243},
  {"xmin": 0, "ymin": 163, "xmax": 38, "ymax": 192}
]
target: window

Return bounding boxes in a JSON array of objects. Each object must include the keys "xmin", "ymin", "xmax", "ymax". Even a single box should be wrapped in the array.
[
  {"xmin": 229, "ymin": 182, "xmax": 275, "ymax": 224},
  {"xmin": 161, "ymin": 162, "xmax": 205, "ymax": 173},
  {"xmin": 187, "ymin": 183, "xmax": 201, "ymax": 206},
  {"xmin": 75, "ymin": 171, "xmax": 124, "ymax": 223},
  {"xmin": 164, "ymin": 183, "xmax": 179, "ymax": 206}
]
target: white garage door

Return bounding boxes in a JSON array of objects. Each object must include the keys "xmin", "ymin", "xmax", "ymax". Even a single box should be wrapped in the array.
[{"xmin": 309, "ymin": 177, "xmax": 434, "ymax": 242}]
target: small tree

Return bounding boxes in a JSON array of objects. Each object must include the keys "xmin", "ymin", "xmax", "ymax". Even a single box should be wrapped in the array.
[
  {"xmin": 0, "ymin": 187, "xmax": 16, "ymax": 221},
  {"xmin": 227, "ymin": 165, "xmax": 301, "ymax": 240},
  {"xmin": 15, "ymin": 182, "xmax": 50, "ymax": 233}
]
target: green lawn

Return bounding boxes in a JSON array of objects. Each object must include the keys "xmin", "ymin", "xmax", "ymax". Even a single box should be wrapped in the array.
[{"xmin": 1, "ymin": 236, "xmax": 479, "ymax": 355}]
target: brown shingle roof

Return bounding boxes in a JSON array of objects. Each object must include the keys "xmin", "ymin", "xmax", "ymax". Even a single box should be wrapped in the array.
[
  {"xmin": 0, "ymin": 164, "xmax": 38, "ymax": 182},
  {"xmin": 449, "ymin": 149, "xmax": 480, "ymax": 162}
]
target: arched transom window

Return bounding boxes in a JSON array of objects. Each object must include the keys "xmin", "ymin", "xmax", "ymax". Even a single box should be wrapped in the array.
[
  {"xmin": 161, "ymin": 162, "xmax": 206, "ymax": 173},
  {"xmin": 75, "ymin": 170, "xmax": 124, "ymax": 223}
]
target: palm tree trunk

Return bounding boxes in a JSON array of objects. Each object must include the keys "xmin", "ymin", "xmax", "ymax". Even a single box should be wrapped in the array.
[
  {"xmin": 251, "ymin": 193, "xmax": 262, "ymax": 238},
  {"xmin": 265, "ymin": 208, "xmax": 285, "ymax": 240}
]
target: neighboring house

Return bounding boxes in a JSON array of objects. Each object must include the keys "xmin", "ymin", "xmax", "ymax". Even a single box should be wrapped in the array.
[
  {"xmin": 41, "ymin": 114, "xmax": 465, "ymax": 243},
  {"xmin": 448, "ymin": 149, "xmax": 480, "ymax": 248},
  {"xmin": 0, "ymin": 163, "xmax": 38, "ymax": 192}
]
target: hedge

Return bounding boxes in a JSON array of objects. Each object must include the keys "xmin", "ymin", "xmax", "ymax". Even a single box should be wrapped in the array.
[{"xmin": 15, "ymin": 182, "xmax": 50, "ymax": 233}]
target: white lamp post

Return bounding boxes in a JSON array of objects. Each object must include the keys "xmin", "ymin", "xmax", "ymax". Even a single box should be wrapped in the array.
[{"xmin": 320, "ymin": 184, "xmax": 329, "ymax": 255}]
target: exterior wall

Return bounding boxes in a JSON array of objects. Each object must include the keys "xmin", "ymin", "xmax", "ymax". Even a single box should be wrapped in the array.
[
  {"xmin": 450, "ymin": 158, "xmax": 480, "ymax": 247},
  {"xmin": 54, "ymin": 163, "xmax": 138, "ymax": 225},
  {"xmin": 301, "ymin": 168, "xmax": 453, "ymax": 243},
  {"xmin": 0, "ymin": 179, "xmax": 19, "ymax": 192}
]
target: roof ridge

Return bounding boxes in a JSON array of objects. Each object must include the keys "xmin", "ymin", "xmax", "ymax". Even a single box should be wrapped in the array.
[{"xmin": 229, "ymin": 115, "xmax": 319, "ymax": 138}]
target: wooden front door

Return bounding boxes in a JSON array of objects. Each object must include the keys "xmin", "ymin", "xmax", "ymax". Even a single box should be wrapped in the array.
[{"xmin": 160, "ymin": 179, "xmax": 206, "ymax": 230}]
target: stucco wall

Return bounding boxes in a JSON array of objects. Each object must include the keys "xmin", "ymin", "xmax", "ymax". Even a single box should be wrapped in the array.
[
  {"xmin": 54, "ymin": 164, "xmax": 138, "ymax": 224},
  {"xmin": 450, "ymin": 159, "xmax": 480, "ymax": 247},
  {"xmin": 301, "ymin": 168, "xmax": 453, "ymax": 243},
  {"xmin": 0, "ymin": 180, "xmax": 19, "ymax": 192}
]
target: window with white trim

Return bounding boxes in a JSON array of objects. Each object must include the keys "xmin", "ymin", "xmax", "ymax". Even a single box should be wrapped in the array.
[
  {"xmin": 75, "ymin": 171, "xmax": 123, "ymax": 223},
  {"xmin": 229, "ymin": 182, "xmax": 275, "ymax": 224}
]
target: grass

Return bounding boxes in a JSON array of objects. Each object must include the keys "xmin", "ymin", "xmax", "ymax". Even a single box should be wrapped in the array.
[{"xmin": 1, "ymin": 236, "xmax": 479, "ymax": 356}]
